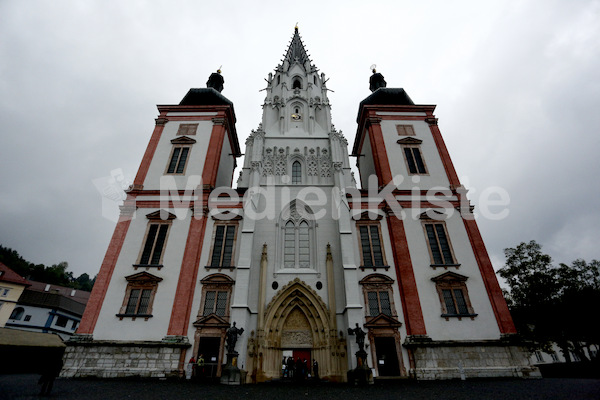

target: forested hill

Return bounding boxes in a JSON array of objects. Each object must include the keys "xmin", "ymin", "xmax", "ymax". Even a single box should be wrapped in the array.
[{"xmin": 0, "ymin": 245, "xmax": 95, "ymax": 291}]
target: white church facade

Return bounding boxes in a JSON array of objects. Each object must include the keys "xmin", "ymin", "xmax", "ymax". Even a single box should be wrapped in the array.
[{"xmin": 62, "ymin": 28, "xmax": 538, "ymax": 382}]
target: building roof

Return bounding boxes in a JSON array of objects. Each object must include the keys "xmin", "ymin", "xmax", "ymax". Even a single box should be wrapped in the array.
[
  {"xmin": 0, "ymin": 262, "xmax": 30, "ymax": 287},
  {"xmin": 282, "ymin": 26, "xmax": 311, "ymax": 70},
  {"xmin": 357, "ymin": 88, "xmax": 415, "ymax": 121},
  {"xmin": 27, "ymin": 280, "xmax": 90, "ymax": 304},
  {"xmin": 18, "ymin": 290, "xmax": 87, "ymax": 316},
  {"xmin": 0, "ymin": 327, "xmax": 65, "ymax": 348},
  {"xmin": 179, "ymin": 88, "xmax": 234, "ymax": 107}
]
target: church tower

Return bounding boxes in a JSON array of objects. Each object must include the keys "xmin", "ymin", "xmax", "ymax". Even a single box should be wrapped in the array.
[{"xmin": 63, "ymin": 27, "xmax": 537, "ymax": 382}]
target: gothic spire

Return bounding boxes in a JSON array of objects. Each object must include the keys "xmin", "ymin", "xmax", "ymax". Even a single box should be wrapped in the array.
[{"xmin": 282, "ymin": 25, "xmax": 311, "ymax": 71}]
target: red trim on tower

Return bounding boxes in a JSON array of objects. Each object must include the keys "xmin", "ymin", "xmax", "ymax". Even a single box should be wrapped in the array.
[
  {"xmin": 77, "ymin": 210, "xmax": 134, "ymax": 334},
  {"xmin": 366, "ymin": 116, "xmax": 393, "ymax": 185},
  {"xmin": 167, "ymin": 213, "xmax": 208, "ymax": 336},
  {"xmin": 132, "ymin": 114, "xmax": 168, "ymax": 189},
  {"xmin": 167, "ymin": 115, "xmax": 230, "ymax": 336},
  {"xmin": 201, "ymin": 115, "xmax": 228, "ymax": 188},
  {"xmin": 462, "ymin": 218, "xmax": 517, "ymax": 334},
  {"xmin": 427, "ymin": 118, "xmax": 460, "ymax": 188},
  {"xmin": 386, "ymin": 216, "xmax": 427, "ymax": 336}
]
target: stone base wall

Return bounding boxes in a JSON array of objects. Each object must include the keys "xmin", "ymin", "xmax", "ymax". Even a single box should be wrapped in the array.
[
  {"xmin": 409, "ymin": 341, "xmax": 541, "ymax": 380},
  {"xmin": 61, "ymin": 339, "xmax": 189, "ymax": 379}
]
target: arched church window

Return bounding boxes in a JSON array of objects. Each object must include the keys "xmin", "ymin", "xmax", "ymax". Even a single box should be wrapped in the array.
[
  {"xmin": 279, "ymin": 200, "xmax": 316, "ymax": 270},
  {"xmin": 292, "ymin": 78, "xmax": 302, "ymax": 89},
  {"xmin": 292, "ymin": 161, "xmax": 302, "ymax": 184},
  {"xmin": 298, "ymin": 221, "xmax": 309, "ymax": 266},
  {"xmin": 313, "ymin": 75, "xmax": 317, "ymax": 85},
  {"xmin": 284, "ymin": 221, "xmax": 295, "ymax": 266},
  {"xmin": 277, "ymin": 75, "xmax": 280, "ymax": 85}
]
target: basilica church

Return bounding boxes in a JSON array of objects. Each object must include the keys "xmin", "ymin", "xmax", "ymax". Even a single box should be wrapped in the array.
[{"xmin": 62, "ymin": 28, "xmax": 538, "ymax": 382}]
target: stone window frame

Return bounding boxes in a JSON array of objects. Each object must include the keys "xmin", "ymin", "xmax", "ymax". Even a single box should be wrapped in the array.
[
  {"xmin": 275, "ymin": 200, "xmax": 318, "ymax": 272},
  {"xmin": 291, "ymin": 160, "xmax": 302, "ymax": 184},
  {"xmin": 396, "ymin": 124, "xmax": 415, "ymax": 136},
  {"xmin": 431, "ymin": 271, "xmax": 477, "ymax": 321},
  {"xmin": 292, "ymin": 76, "xmax": 303, "ymax": 90},
  {"xmin": 397, "ymin": 137, "xmax": 428, "ymax": 175},
  {"xmin": 359, "ymin": 274, "xmax": 398, "ymax": 319},
  {"xmin": 133, "ymin": 211, "xmax": 176, "ymax": 271},
  {"xmin": 198, "ymin": 274, "xmax": 234, "ymax": 319},
  {"xmin": 355, "ymin": 217, "xmax": 390, "ymax": 271},
  {"xmin": 176, "ymin": 123, "xmax": 198, "ymax": 136},
  {"xmin": 164, "ymin": 136, "xmax": 196, "ymax": 175},
  {"xmin": 420, "ymin": 211, "xmax": 461, "ymax": 269},
  {"xmin": 206, "ymin": 220, "xmax": 240, "ymax": 271},
  {"xmin": 116, "ymin": 272, "xmax": 163, "ymax": 321}
]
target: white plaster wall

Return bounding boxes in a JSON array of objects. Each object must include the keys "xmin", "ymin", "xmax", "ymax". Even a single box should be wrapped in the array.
[
  {"xmin": 93, "ymin": 209, "xmax": 191, "ymax": 341},
  {"xmin": 7, "ymin": 304, "xmax": 49, "ymax": 329},
  {"xmin": 358, "ymin": 129, "xmax": 376, "ymax": 188},
  {"xmin": 402, "ymin": 211, "xmax": 501, "ymax": 340},
  {"xmin": 214, "ymin": 131, "xmax": 234, "ymax": 188},
  {"xmin": 143, "ymin": 120, "xmax": 213, "ymax": 189}
]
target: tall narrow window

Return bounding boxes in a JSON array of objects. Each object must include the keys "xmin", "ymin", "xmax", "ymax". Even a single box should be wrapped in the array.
[
  {"xmin": 167, "ymin": 147, "xmax": 190, "ymax": 174},
  {"xmin": 367, "ymin": 291, "xmax": 392, "ymax": 316},
  {"xmin": 284, "ymin": 221, "xmax": 295, "ymax": 267},
  {"xmin": 432, "ymin": 272, "xmax": 476, "ymax": 320},
  {"xmin": 279, "ymin": 200, "xmax": 315, "ymax": 270},
  {"xmin": 292, "ymin": 161, "xmax": 302, "ymax": 184},
  {"xmin": 424, "ymin": 223, "xmax": 455, "ymax": 265},
  {"xmin": 117, "ymin": 272, "xmax": 162, "ymax": 320},
  {"xmin": 135, "ymin": 210, "xmax": 175, "ymax": 270},
  {"xmin": 298, "ymin": 221, "xmax": 310, "ymax": 267},
  {"xmin": 203, "ymin": 290, "xmax": 229, "ymax": 316},
  {"xmin": 210, "ymin": 225, "xmax": 237, "ymax": 268},
  {"xmin": 403, "ymin": 147, "xmax": 427, "ymax": 174},
  {"xmin": 360, "ymin": 274, "xmax": 397, "ymax": 319},
  {"xmin": 198, "ymin": 274, "xmax": 234, "ymax": 319},
  {"xmin": 139, "ymin": 224, "xmax": 169, "ymax": 265},
  {"xmin": 359, "ymin": 224, "xmax": 386, "ymax": 268}
]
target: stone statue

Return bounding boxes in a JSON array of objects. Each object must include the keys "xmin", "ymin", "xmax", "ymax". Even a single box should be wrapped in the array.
[
  {"xmin": 348, "ymin": 323, "xmax": 366, "ymax": 352},
  {"xmin": 226, "ymin": 322, "xmax": 244, "ymax": 352}
]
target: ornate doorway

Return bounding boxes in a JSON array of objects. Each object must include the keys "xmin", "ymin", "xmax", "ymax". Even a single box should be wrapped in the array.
[{"xmin": 249, "ymin": 278, "xmax": 346, "ymax": 382}]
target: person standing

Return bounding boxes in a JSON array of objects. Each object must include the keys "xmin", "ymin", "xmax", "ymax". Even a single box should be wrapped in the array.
[
  {"xmin": 196, "ymin": 353, "xmax": 205, "ymax": 379},
  {"xmin": 186, "ymin": 356, "xmax": 195, "ymax": 380}
]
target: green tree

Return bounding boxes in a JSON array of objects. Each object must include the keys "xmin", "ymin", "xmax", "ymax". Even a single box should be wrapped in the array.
[
  {"xmin": 499, "ymin": 241, "xmax": 600, "ymax": 362},
  {"xmin": 0, "ymin": 245, "xmax": 95, "ymax": 292}
]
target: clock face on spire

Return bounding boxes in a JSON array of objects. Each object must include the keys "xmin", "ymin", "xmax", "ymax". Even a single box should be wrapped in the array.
[{"xmin": 291, "ymin": 113, "xmax": 302, "ymax": 121}]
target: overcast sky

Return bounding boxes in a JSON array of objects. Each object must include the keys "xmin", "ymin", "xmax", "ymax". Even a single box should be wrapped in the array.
[{"xmin": 1, "ymin": 0, "xmax": 599, "ymax": 279}]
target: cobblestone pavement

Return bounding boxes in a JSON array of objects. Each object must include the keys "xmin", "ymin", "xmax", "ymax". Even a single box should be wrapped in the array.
[{"xmin": 1, "ymin": 375, "xmax": 599, "ymax": 400}]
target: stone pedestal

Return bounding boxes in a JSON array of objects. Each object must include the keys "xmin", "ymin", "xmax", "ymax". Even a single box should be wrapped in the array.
[
  {"xmin": 348, "ymin": 350, "xmax": 374, "ymax": 385},
  {"xmin": 220, "ymin": 351, "xmax": 242, "ymax": 385}
]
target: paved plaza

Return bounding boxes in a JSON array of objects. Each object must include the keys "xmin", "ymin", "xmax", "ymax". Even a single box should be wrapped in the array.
[{"xmin": 1, "ymin": 375, "xmax": 599, "ymax": 400}]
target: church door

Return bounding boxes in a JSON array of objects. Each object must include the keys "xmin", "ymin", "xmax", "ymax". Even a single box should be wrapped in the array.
[{"xmin": 374, "ymin": 337, "xmax": 400, "ymax": 376}]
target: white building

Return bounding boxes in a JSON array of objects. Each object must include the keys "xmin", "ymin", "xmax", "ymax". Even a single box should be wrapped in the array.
[
  {"xmin": 6, "ymin": 281, "xmax": 89, "ymax": 341},
  {"xmin": 63, "ymin": 28, "xmax": 538, "ymax": 381}
]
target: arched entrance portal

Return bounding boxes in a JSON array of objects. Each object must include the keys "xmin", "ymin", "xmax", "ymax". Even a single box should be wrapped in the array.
[{"xmin": 249, "ymin": 278, "xmax": 346, "ymax": 382}]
